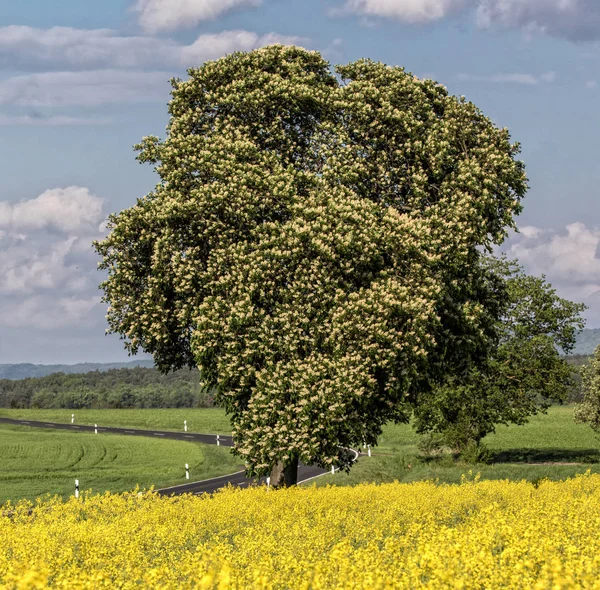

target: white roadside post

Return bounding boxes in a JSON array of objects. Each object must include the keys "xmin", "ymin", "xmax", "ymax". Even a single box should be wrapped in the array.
[
  {"xmin": 266, "ymin": 476, "xmax": 270, "ymax": 490},
  {"xmin": 184, "ymin": 420, "xmax": 187, "ymax": 432},
  {"xmin": 185, "ymin": 464, "xmax": 190, "ymax": 480},
  {"xmin": 367, "ymin": 445, "xmax": 371, "ymax": 457},
  {"xmin": 71, "ymin": 414, "xmax": 74, "ymax": 424},
  {"xmin": 94, "ymin": 424, "xmax": 98, "ymax": 434},
  {"xmin": 75, "ymin": 479, "xmax": 79, "ymax": 499},
  {"xmin": 216, "ymin": 434, "xmax": 220, "ymax": 446},
  {"xmin": 363, "ymin": 440, "xmax": 366, "ymax": 449},
  {"xmin": 331, "ymin": 465, "xmax": 335, "ymax": 475}
]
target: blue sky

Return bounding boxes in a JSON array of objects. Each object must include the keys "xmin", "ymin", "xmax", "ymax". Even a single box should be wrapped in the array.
[{"xmin": 0, "ymin": 0, "xmax": 599, "ymax": 363}]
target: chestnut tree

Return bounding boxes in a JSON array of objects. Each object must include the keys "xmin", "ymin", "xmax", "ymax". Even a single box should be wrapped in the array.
[{"xmin": 95, "ymin": 45, "xmax": 527, "ymax": 485}]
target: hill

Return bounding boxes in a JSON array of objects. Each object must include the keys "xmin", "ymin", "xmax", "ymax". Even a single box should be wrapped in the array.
[
  {"xmin": 0, "ymin": 360, "xmax": 155, "ymax": 380},
  {"xmin": 570, "ymin": 328, "xmax": 600, "ymax": 356}
]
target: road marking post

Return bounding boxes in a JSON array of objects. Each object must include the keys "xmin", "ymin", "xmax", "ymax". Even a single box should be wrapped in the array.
[
  {"xmin": 331, "ymin": 465, "xmax": 335, "ymax": 475},
  {"xmin": 75, "ymin": 479, "xmax": 79, "ymax": 499},
  {"xmin": 216, "ymin": 434, "xmax": 220, "ymax": 446},
  {"xmin": 94, "ymin": 424, "xmax": 98, "ymax": 434},
  {"xmin": 184, "ymin": 420, "xmax": 187, "ymax": 432},
  {"xmin": 363, "ymin": 440, "xmax": 366, "ymax": 449},
  {"xmin": 185, "ymin": 464, "xmax": 190, "ymax": 480},
  {"xmin": 367, "ymin": 445, "xmax": 371, "ymax": 457},
  {"xmin": 71, "ymin": 414, "xmax": 74, "ymax": 424},
  {"xmin": 266, "ymin": 476, "xmax": 270, "ymax": 490}
]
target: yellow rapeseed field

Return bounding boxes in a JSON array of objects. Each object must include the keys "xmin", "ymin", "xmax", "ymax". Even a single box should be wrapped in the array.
[{"xmin": 2, "ymin": 473, "xmax": 600, "ymax": 589}]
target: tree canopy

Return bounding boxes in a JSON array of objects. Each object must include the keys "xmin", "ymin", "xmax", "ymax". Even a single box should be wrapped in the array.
[
  {"xmin": 574, "ymin": 345, "xmax": 600, "ymax": 431},
  {"xmin": 95, "ymin": 45, "xmax": 528, "ymax": 484},
  {"xmin": 413, "ymin": 255, "xmax": 586, "ymax": 457}
]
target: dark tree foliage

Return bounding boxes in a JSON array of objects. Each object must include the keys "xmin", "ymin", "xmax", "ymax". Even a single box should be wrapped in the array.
[
  {"xmin": 0, "ymin": 367, "xmax": 213, "ymax": 409},
  {"xmin": 413, "ymin": 255, "xmax": 586, "ymax": 457}
]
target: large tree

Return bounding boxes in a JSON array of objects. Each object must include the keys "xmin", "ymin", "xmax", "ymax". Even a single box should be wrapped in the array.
[
  {"xmin": 95, "ymin": 45, "xmax": 527, "ymax": 485},
  {"xmin": 413, "ymin": 255, "xmax": 586, "ymax": 457}
]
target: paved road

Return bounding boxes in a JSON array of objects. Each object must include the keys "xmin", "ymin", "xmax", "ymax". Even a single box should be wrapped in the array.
[{"xmin": 0, "ymin": 417, "xmax": 330, "ymax": 494}]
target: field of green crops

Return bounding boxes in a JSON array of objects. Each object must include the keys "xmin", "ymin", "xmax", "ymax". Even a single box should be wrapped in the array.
[{"xmin": 0, "ymin": 424, "xmax": 241, "ymax": 505}]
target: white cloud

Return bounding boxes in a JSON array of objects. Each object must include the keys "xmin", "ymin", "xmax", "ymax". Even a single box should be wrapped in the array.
[
  {"xmin": 517, "ymin": 225, "xmax": 545, "ymax": 239},
  {"xmin": 133, "ymin": 0, "xmax": 262, "ymax": 33},
  {"xmin": 501, "ymin": 223, "xmax": 600, "ymax": 326},
  {"xmin": 585, "ymin": 80, "xmax": 598, "ymax": 88},
  {"xmin": 0, "ymin": 114, "xmax": 111, "ymax": 126},
  {"xmin": 0, "ymin": 236, "xmax": 78, "ymax": 294},
  {"xmin": 0, "ymin": 26, "xmax": 308, "ymax": 73},
  {"xmin": 332, "ymin": 0, "xmax": 470, "ymax": 23},
  {"xmin": 457, "ymin": 71, "xmax": 556, "ymax": 85},
  {"xmin": 476, "ymin": 0, "xmax": 600, "ymax": 42},
  {"xmin": 0, "ymin": 187, "xmax": 108, "ymax": 330},
  {"xmin": 0, "ymin": 294, "xmax": 103, "ymax": 329},
  {"xmin": 332, "ymin": 0, "xmax": 600, "ymax": 41},
  {"xmin": 0, "ymin": 187, "xmax": 104, "ymax": 234},
  {"xmin": 0, "ymin": 26, "xmax": 181, "ymax": 71},
  {"xmin": 181, "ymin": 31, "xmax": 309, "ymax": 64},
  {"xmin": 506, "ymin": 222, "xmax": 600, "ymax": 282},
  {"xmin": 0, "ymin": 70, "xmax": 171, "ymax": 108}
]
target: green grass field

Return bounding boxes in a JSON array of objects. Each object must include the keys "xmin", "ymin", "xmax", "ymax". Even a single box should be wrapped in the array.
[
  {"xmin": 1, "ymin": 406, "xmax": 599, "ymax": 498},
  {"xmin": 0, "ymin": 407, "xmax": 232, "ymax": 434},
  {"xmin": 0, "ymin": 424, "xmax": 242, "ymax": 505},
  {"xmin": 312, "ymin": 405, "xmax": 600, "ymax": 486}
]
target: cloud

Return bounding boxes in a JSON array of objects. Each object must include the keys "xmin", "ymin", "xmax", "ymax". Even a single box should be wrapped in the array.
[
  {"xmin": 0, "ymin": 26, "xmax": 181, "ymax": 71},
  {"xmin": 0, "ymin": 190, "xmax": 150, "ymax": 359},
  {"xmin": 0, "ymin": 26, "xmax": 309, "ymax": 73},
  {"xmin": 0, "ymin": 236, "xmax": 78, "ymax": 294},
  {"xmin": 0, "ymin": 114, "xmax": 111, "ymax": 126},
  {"xmin": 585, "ymin": 80, "xmax": 598, "ymax": 89},
  {"xmin": 457, "ymin": 71, "xmax": 557, "ymax": 85},
  {"xmin": 0, "ymin": 187, "xmax": 108, "ymax": 331},
  {"xmin": 0, "ymin": 187, "xmax": 104, "ymax": 234},
  {"xmin": 476, "ymin": 0, "xmax": 600, "ymax": 42},
  {"xmin": 333, "ymin": 0, "xmax": 600, "ymax": 41},
  {"xmin": 331, "ymin": 0, "xmax": 470, "ymax": 23},
  {"xmin": 133, "ymin": 0, "xmax": 262, "ymax": 33},
  {"xmin": 501, "ymin": 223, "xmax": 600, "ymax": 326},
  {"xmin": 0, "ymin": 70, "xmax": 171, "ymax": 108},
  {"xmin": 0, "ymin": 294, "xmax": 103, "ymax": 329},
  {"xmin": 180, "ymin": 31, "xmax": 309, "ymax": 64}
]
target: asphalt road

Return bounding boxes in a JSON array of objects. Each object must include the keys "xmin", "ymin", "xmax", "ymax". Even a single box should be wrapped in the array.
[{"xmin": 0, "ymin": 416, "xmax": 330, "ymax": 494}]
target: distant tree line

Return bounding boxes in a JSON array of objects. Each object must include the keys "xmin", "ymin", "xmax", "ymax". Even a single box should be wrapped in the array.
[{"xmin": 0, "ymin": 367, "xmax": 215, "ymax": 409}]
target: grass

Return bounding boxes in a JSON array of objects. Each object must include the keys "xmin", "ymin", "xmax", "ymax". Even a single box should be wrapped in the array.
[
  {"xmin": 0, "ymin": 407, "xmax": 232, "ymax": 434},
  {"xmin": 0, "ymin": 424, "xmax": 242, "ymax": 505},
  {"xmin": 309, "ymin": 406, "xmax": 600, "ymax": 487},
  {"xmin": 2, "ymin": 406, "xmax": 599, "ymax": 492}
]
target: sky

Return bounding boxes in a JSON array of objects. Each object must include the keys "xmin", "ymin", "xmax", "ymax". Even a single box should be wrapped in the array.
[{"xmin": 0, "ymin": 0, "xmax": 599, "ymax": 364}]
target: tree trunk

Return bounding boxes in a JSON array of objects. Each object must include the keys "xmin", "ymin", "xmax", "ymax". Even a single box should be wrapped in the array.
[{"xmin": 270, "ymin": 455, "xmax": 299, "ymax": 488}]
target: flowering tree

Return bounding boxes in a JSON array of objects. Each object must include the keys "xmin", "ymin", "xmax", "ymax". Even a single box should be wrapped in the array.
[{"xmin": 95, "ymin": 45, "xmax": 527, "ymax": 485}]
